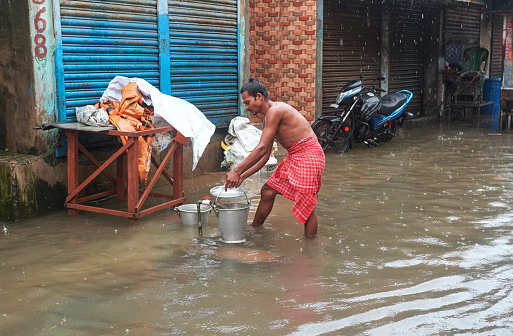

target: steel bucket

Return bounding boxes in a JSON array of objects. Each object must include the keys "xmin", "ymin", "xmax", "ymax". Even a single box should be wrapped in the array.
[
  {"xmin": 213, "ymin": 190, "xmax": 250, "ymax": 243},
  {"xmin": 175, "ymin": 204, "xmax": 211, "ymax": 226}
]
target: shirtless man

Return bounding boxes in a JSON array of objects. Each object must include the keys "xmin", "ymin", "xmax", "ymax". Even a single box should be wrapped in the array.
[{"xmin": 224, "ymin": 79, "xmax": 325, "ymax": 237}]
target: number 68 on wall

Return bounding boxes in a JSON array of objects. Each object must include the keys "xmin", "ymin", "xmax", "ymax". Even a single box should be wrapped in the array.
[{"xmin": 32, "ymin": 0, "xmax": 47, "ymax": 59}]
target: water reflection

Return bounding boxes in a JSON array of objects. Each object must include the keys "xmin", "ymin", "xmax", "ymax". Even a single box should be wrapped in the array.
[{"xmin": 2, "ymin": 121, "xmax": 513, "ymax": 335}]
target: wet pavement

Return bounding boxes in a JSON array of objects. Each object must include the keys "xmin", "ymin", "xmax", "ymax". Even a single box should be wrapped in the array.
[{"xmin": 2, "ymin": 119, "xmax": 513, "ymax": 335}]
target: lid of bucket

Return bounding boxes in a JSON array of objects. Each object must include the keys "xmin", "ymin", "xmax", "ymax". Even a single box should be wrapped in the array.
[{"xmin": 210, "ymin": 186, "xmax": 245, "ymax": 198}]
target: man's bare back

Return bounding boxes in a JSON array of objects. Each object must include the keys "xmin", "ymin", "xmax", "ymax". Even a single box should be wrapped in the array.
[{"xmin": 225, "ymin": 84, "xmax": 317, "ymax": 187}]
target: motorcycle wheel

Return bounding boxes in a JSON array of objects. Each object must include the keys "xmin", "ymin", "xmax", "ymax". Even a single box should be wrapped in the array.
[{"xmin": 312, "ymin": 119, "xmax": 352, "ymax": 153}]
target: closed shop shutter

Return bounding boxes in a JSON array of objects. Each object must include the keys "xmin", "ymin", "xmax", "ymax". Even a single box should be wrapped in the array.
[
  {"xmin": 490, "ymin": 14, "xmax": 504, "ymax": 79},
  {"xmin": 57, "ymin": 0, "xmax": 160, "ymax": 121},
  {"xmin": 168, "ymin": 0, "xmax": 239, "ymax": 127},
  {"xmin": 56, "ymin": 0, "xmax": 240, "ymax": 128},
  {"xmin": 322, "ymin": 0, "xmax": 381, "ymax": 112},
  {"xmin": 445, "ymin": 5, "xmax": 481, "ymax": 46},
  {"xmin": 388, "ymin": 2, "xmax": 424, "ymax": 115}
]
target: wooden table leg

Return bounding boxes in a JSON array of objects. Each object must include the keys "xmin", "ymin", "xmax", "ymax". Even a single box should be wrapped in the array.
[
  {"xmin": 173, "ymin": 142, "xmax": 184, "ymax": 200},
  {"xmin": 116, "ymin": 141, "xmax": 126, "ymax": 201},
  {"xmin": 127, "ymin": 137, "xmax": 139, "ymax": 224},
  {"xmin": 66, "ymin": 130, "xmax": 79, "ymax": 216}
]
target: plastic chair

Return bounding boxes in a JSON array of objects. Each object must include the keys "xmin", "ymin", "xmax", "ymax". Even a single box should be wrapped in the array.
[
  {"xmin": 462, "ymin": 47, "xmax": 489, "ymax": 90},
  {"xmin": 462, "ymin": 47, "xmax": 489, "ymax": 73}
]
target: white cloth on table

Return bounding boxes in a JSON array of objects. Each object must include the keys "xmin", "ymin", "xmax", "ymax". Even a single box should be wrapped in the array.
[{"xmin": 101, "ymin": 76, "xmax": 216, "ymax": 170}]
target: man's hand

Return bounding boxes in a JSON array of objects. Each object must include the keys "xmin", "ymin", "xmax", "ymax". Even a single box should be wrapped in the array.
[{"xmin": 224, "ymin": 170, "xmax": 243, "ymax": 191}]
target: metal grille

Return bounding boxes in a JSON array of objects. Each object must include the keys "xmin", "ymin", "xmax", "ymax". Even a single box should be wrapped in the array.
[
  {"xmin": 490, "ymin": 14, "xmax": 504, "ymax": 79},
  {"xmin": 322, "ymin": 0, "xmax": 381, "ymax": 112},
  {"xmin": 168, "ymin": 0, "xmax": 239, "ymax": 127},
  {"xmin": 389, "ymin": 2, "xmax": 424, "ymax": 116},
  {"xmin": 60, "ymin": 0, "xmax": 160, "ymax": 120}
]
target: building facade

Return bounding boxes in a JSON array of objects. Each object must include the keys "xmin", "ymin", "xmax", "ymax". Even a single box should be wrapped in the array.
[{"xmin": 1, "ymin": 0, "xmax": 511, "ymax": 220}]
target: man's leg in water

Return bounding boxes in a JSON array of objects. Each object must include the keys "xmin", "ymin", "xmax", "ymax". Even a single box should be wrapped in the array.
[
  {"xmin": 250, "ymin": 184, "xmax": 277, "ymax": 227},
  {"xmin": 251, "ymin": 184, "xmax": 318, "ymax": 237},
  {"xmin": 304, "ymin": 210, "xmax": 318, "ymax": 238}
]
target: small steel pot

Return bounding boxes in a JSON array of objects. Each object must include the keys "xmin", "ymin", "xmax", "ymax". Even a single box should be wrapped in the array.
[{"xmin": 175, "ymin": 204, "xmax": 211, "ymax": 226}]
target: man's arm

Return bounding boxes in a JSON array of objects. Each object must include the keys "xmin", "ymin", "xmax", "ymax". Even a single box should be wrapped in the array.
[
  {"xmin": 224, "ymin": 109, "xmax": 281, "ymax": 189},
  {"xmin": 240, "ymin": 153, "xmax": 270, "ymax": 180}
]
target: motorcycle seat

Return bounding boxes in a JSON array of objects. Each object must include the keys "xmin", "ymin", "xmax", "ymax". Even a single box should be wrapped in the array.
[{"xmin": 378, "ymin": 92, "xmax": 409, "ymax": 116}]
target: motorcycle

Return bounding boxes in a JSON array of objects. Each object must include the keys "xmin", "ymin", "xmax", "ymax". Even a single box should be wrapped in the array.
[{"xmin": 312, "ymin": 73, "xmax": 413, "ymax": 153}]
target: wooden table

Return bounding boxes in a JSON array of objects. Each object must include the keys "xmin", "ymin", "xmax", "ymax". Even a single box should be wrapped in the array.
[{"xmin": 41, "ymin": 122, "xmax": 188, "ymax": 224}]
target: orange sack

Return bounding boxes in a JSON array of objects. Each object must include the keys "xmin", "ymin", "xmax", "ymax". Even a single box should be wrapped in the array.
[{"xmin": 96, "ymin": 82, "xmax": 155, "ymax": 186}]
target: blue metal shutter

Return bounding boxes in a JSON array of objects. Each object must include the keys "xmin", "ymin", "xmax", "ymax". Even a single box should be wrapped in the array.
[
  {"xmin": 168, "ymin": 0, "xmax": 239, "ymax": 127},
  {"xmin": 58, "ymin": 0, "xmax": 160, "ymax": 120}
]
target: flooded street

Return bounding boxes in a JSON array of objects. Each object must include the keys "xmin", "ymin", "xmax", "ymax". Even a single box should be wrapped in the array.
[{"xmin": 3, "ymin": 120, "xmax": 513, "ymax": 335}]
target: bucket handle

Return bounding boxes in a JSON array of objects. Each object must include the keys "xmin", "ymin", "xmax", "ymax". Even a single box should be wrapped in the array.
[
  {"xmin": 214, "ymin": 188, "xmax": 250, "ymax": 205},
  {"xmin": 214, "ymin": 188, "xmax": 250, "ymax": 215},
  {"xmin": 174, "ymin": 207, "xmax": 180, "ymax": 218}
]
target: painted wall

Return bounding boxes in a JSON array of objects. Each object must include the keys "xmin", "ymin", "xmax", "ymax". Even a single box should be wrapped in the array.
[
  {"xmin": 0, "ymin": 0, "xmax": 36, "ymax": 154},
  {"xmin": 0, "ymin": 0, "xmax": 58, "ymax": 155},
  {"xmin": 29, "ymin": 0, "xmax": 57, "ymax": 132},
  {"xmin": 248, "ymin": 0, "xmax": 317, "ymax": 124}
]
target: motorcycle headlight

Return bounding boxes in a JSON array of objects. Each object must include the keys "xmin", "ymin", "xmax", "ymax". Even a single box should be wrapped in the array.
[{"xmin": 335, "ymin": 87, "xmax": 361, "ymax": 104}]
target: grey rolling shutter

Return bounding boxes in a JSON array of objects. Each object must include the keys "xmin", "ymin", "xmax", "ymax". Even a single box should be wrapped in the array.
[
  {"xmin": 490, "ymin": 14, "xmax": 504, "ymax": 79},
  {"xmin": 445, "ymin": 5, "xmax": 482, "ymax": 46},
  {"xmin": 322, "ymin": 0, "xmax": 381, "ymax": 112},
  {"xmin": 388, "ymin": 2, "xmax": 424, "ymax": 116},
  {"xmin": 168, "ymin": 0, "xmax": 239, "ymax": 127}
]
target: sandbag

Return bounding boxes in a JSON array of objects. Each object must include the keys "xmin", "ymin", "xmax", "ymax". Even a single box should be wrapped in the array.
[{"xmin": 222, "ymin": 117, "xmax": 277, "ymax": 171}]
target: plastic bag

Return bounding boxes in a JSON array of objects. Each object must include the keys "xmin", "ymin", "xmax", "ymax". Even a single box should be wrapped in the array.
[
  {"xmin": 151, "ymin": 115, "xmax": 174, "ymax": 155},
  {"xmin": 151, "ymin": 132, "xmax": 174, "ymax": 154},
  {"xmin": 75, "ymin": 105, "xmax": 110, "ymax": 127}
]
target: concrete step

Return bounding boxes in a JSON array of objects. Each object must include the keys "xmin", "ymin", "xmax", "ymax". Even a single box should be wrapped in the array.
[{"xmin": 0, "ymin": 152, "xmax": 66, "ymax": 221}]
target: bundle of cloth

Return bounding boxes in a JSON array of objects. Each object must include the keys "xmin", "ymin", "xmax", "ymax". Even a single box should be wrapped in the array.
[
  {"xmin": 95, "ymin": 82, "xmax": 155, "ymax": 186},
  {"xmin": 96, "ymin": 76, "xmax": 216, "ymax": 186}
]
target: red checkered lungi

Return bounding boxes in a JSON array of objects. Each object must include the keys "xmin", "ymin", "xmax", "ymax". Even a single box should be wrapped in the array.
[{"xmin": 266, "ymin": 135, "xmax": 325, "ymax": 224}]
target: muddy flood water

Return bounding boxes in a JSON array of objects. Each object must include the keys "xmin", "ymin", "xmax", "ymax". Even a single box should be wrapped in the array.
[{"xmin": 3, "ymin": 120, "xmax": 513, "ymax": 335}]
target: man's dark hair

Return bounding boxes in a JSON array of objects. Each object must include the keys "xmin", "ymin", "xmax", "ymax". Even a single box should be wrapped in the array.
[{"xmin": 240, "ymin": 78, "xmax": 270, "ymax": 101}]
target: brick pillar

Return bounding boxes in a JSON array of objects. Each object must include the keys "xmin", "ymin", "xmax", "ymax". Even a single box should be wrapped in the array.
[{"xmin": 249, "ymin": 0, "xmax": 317, "ymax": 124}]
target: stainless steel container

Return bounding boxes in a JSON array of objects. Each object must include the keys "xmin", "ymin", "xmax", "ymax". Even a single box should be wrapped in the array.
[
  {"xmin": 175, "ymin": 204, "xmax": 211, "ymax": 226},
  {"xmin": 214, "ymin": 202, "xmax": 250, "ymax": 243},
  {"xmin": 211, "ymin": 187, "xmax": 250, "ymax": 243}
]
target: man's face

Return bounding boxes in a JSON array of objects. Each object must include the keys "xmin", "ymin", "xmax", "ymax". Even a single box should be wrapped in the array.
[{"xmin": 241, "ymin": 91, "xmax": 262, "ymax": 116}]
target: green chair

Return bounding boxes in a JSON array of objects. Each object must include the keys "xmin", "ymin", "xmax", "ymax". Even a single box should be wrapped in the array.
[
  {"xmin": 448, "ymin": 47, "xmax": 493, "ymax": 122},
  {"xmin": 462, "ymin": 47, "xmax": 489, "ymax": 90},
  {"xmin": 462, "ymin": 47, "xmax": 489, "ymax": 73}
]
